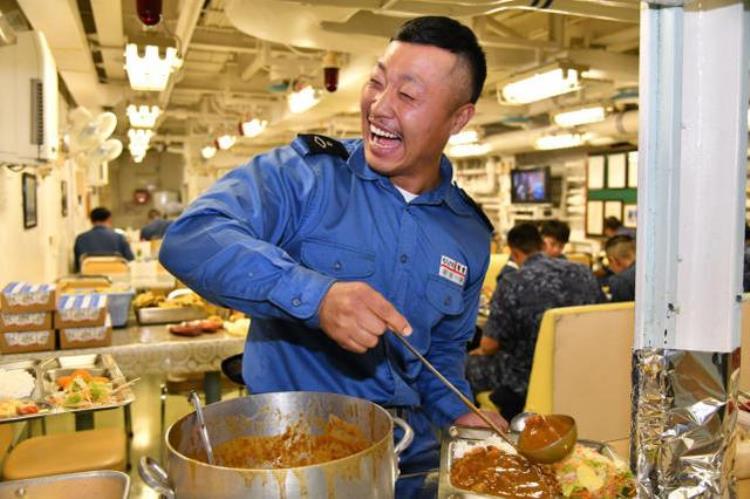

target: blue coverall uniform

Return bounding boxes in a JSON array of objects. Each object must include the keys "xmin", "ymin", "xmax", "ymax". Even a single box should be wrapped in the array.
[{"xmin": 159, "ymin": 135, "xmax": 492, "ymax": 490}]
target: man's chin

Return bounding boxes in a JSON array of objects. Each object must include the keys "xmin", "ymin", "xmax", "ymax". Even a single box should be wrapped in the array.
[{"xmin": 364, "ymin": 149, "xmax": 402, "ymax": 175}]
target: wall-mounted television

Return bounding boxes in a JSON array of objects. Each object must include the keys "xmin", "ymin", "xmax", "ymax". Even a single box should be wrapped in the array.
[{"xmin": 510, "ymin": 166, "xmax": 551, "ymax": 204}]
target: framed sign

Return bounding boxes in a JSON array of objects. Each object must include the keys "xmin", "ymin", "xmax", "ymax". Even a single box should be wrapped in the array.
[
  {"xmin": 604, "ymin": 200, "xmax": 623, "ymax": 221},
  {"xmin": 586, "ymin": 200, "xmax": 604, "ymax": 236},
  {"xmin": 22, "ymin": 173, "xmax": 37, "ymax": 229},
  {"xmin": 587, "ymin": 156, "xmax": 605, "ymax": 190},
  {"xmin": 627, "ymin": 151, "xmax": 639, "ymax": 188},
  {"xmin": 624, "ymin": 203, "xmax": 638, "ymax": 228},
  {"xmin": 607, "ymin": 153, "xmax": 627, "ymax": 188}
]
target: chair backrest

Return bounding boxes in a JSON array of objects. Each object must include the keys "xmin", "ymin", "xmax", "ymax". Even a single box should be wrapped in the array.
[
  {"xmin": 566, "ymin": 252, "xmax": 593, "ymax": 268},
  {"xmin": 80, "ymin": 255, "xmax": 129, "ymax": 277},
  {"xmin": 482, "ymin": 253, "xmax": 510, "ymax": 292},
  {"xmin": 527, "ymin": 297, "xmax": 750, "ymax": 443}
]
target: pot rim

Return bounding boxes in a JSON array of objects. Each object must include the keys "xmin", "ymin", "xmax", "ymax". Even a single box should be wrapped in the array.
[{"xmin": 164, "ymin": 391, "xmax": 396, "ymax": 473}]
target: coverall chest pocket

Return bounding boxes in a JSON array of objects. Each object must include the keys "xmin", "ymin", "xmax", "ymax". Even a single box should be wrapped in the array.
[
  {"xmin": 300, "ymin": 240, "xmax": 376, "ymax": 279},
  {"xmin": 425, "ymin": 275, "xmax": 465, "ymax": 319}
]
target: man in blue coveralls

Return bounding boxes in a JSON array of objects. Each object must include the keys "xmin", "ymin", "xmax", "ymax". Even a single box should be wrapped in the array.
[{"xmin": 160, "ymin": 16, "xmax": 506, "ymax": 494}]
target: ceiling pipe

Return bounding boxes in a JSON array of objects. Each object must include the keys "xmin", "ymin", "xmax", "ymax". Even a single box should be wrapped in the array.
[
  {"xmin": 0, "ymin": 10, "xmax": 17, "ymax": 46},
  {"xmin": 158, "ymin": 0, "xmax": 204, "ymax": 110}
]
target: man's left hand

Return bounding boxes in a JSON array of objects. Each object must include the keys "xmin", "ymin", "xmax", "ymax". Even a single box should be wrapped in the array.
[{"xmin": 454, "ymin": 410, "xmax": 509, "ymax": 432}]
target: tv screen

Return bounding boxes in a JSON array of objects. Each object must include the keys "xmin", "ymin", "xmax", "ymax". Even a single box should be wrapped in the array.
[{"xmin": 510, "ymin": 167, "xmax": 550, "ymax": 204}]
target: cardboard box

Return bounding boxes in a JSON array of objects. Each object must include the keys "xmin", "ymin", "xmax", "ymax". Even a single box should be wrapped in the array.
[
  {"xmin": 55, "ymin": 293, "xmax": 108, "ymax": 329},
  {"xmin": 1, "ymin": 282, "xmax": 56, "ymax": 313},
  {"xmin": 0, "ymin": 311, "xmax": 53, "ymax": 332},
  {"xmin": 0, "ymin": 329, "xmax": 55, "ymax": 354},
  {"xmin": 58, "ymin": 315, "xmax": 112, "ymax": 350}
]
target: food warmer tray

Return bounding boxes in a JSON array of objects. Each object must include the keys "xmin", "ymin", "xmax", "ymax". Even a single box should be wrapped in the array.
[
  {"xmin": 0, "ymin": 470, "xmax": 130, "ymax": 499},
  {"xmin": 0, "ymin": 359, "xmax": 51, "ymax": 423},
  {"xmin": 437, "ymin": 425, "xmax": 620, "ymax": 498},
  {"xmin": 135, "ymin": 306, "xmax": 205, "ymax": 324},
  {"xmin": 40, "ymin": 354, "xmax": 135, "ymax": 415}
]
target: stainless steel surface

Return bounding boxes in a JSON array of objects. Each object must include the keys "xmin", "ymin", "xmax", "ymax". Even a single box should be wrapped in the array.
[
  {"xmin": 188, "ymin": 390, "xmax": 214, "ymax": 465},
  {"xmin": 0, "ymin": 470, "xmax": 130, "ymax": 499},
  {"xmin": 509, "ymin": 411, "xmax": 536, "ymax": 434},
  {"xmin": 40, "ymin": 353, "xmax": 135, "ymax": 414},
  {"xmin": 392, "ymin": 417, "xmax": 414, "ymax": 458},
  {"xmin": 142, "ymin": 391, "xmax": 412, "ymax": 498},
  {"xmin": 437, "ymin": 426, "xmax": 620, "ymax": 498},
  {"xmin": 0, "ymin": 358, "xmax": 49, "ymax": 423},
  {"xmin": 136, "ymin": 306, "xmax": 205, "ymax": 325},
  {"xmin": 389, "ymin": 331, "xmax": 509, "ymax": 440},
  {"xmin": 632, "ymin": 348, "xmax": 738, "ymax": 497},
  {"xmin": 138, "ymin": 457, "xmax": 176, "ymax": 499}
]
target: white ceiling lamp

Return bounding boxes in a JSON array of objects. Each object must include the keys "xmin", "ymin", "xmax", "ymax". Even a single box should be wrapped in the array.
[
  {"xmin": 240, "ymin": 118, "xmax": 268, "ymax": 138},
  {"xmin": 201, "ymin": 144, "xmax": 217, "ymax": 159},
  {"xmin": 216, "ymin": 134, "xmax": 237, "ymax": 150},
  {"xmin": 553, "ymin": 105, "xmax": 606, "ymax": 128},
  {"xmin": 447, "ymin": 143, "xmax": 491, "ymax": 158},
  {"xmin": 448, "ymin": 130, "xmax": 480, "ymax": 146},
  {"xmin": 288, "ymin": 85, "xmax": 320, "ymax": 114},
  {"xmin": 124, "ymin": 43, "xmax": 183, "ymax": 92},
  {"xmin": 535, "ymin": 132, "xmax": 588, "ymax": 150},
  {"xmin": 501, "ymin": 64, "xmax": 583, "ymax": 105},
  {"xmin": 127, "ymin": 104, "xmax": 161, "ymax": 128},
  {"xmin": 128, "ymin": 128, "xmax": 153, "ymax": 161}
]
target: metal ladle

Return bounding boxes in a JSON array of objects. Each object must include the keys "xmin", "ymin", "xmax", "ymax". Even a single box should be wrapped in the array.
[
  {"xmin": 189, "ymin": 391, "xmax": 215, "ymax": 465},
  {"xmin": 389, "ymin": 331, "xmax": 575, "ymax": 463}
]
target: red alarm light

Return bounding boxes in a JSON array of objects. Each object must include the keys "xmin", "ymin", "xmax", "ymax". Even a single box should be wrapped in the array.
[{"xmin": 136, "ymin": 0, "xmax": 162, "ymax": 26}]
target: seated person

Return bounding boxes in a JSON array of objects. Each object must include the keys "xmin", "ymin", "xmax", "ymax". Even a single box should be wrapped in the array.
[
  {"xmin": 540, "ymin": 219, "xmax": 570, "ymax": 259},
  {"xmin": 73, "ymin": 207, "xmax": 134, "ymax": 272},
  {"xmin": 605, "ymin": 235, "xmax": 636, "ymax": 302},
  {"xmin": 140, "ymin": 209, "xmax": 173, "ymax": 241},
  {"xmin": 466, "ymin": 223, "xmax": 604, "ymax": 419},
  {"xmin": 603, "ymin": 216, "xmax": 635, "ymax": 239}
]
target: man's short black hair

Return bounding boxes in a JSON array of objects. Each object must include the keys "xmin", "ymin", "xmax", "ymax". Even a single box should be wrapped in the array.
[
  {"xmin": 540, "ymin": 219, "xmax": 570, "ymax": 244},
  {"xmin": 147, "ymin": 209, "xmax": 162, "ymax": 220},
  {"xmin": 507, "ymin": 223, "xmax": 543, "ymax": 254},
  {"xmin": 605, "ymin": 234, "xmax": 636, "ymax": 260},
  {"xmin": 393, "ymin": 16, "xmax": 487, "ymax": 104},
  {"xmin": 90, "ymin": 207, "xmax": 111, "ymax": 223},
  {"xmin": 604, "ymin": 216, "xmax": 624, "ymax": 231}
]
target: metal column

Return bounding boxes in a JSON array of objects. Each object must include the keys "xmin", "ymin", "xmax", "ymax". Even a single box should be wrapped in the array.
[{"xmin": 634, "ymin": 0, "xmax": 749, "ymax": 496}]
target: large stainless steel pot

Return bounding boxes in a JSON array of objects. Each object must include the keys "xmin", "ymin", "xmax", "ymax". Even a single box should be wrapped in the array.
[{"xmin": 139, "ymin": 392, "xmax": 414, "ymax": 498}]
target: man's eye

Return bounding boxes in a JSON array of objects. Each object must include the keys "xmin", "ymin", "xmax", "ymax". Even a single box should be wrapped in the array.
[
  {"xmin": 400, "ymin": 92, "xmax": 415, "ymax": 101},
  {"xmin": 369, "ymin": 78, "xmax": 382, "ymax": 86}
]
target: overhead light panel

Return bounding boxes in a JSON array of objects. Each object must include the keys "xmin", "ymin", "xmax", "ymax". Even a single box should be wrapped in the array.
[
  {"xmin": 127, "ymin": 104, "xmax": 161, "ymax": 128},
  {"xmin": 124, "ymin": 43, "xmax": 183, "ymax": 92},
  {"xmin": 448, "ymin": 130, "xmax": 480, "ymax": 146},
  {"xmin": 201, "ymin": 145, "xmax": 217, "ymax": 159},
  {"xmin": 240, "ymin": 118, "xmax": 268, "ymax": 138},
  {"xmin": 501, "ymin": 65, "xmax": 582, "ymax": 105},
  {"xmin": 288, "ymin": 85, "xmax": 320, "ymax": 114},
  {"xmin": 535, "ymin": 132, "xmax": 588, "ymax": 150},
  {"xmin": 553, "ymin": 106, "xmax": 606, "ymax": 128},
  {"xmin": 216, "ymin": 134, "xmax": 236, "ymax": 150},
  {"xmin": 447, "ymin": 143, "xmax": 491, "ymax": 158}
]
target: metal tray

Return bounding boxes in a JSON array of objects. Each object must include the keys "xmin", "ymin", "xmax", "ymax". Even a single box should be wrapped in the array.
[
  {"xmin": 41, "ymin": 354, "xmax": 135, "ymax": 414},
  {"xmin": 0, "ymin": 470, "xmax": 130, "ymax": 499},
  {"xmin": 0, "ymin": 358, "xmax": 51, "ymax": 423},
  {"xmin": 136, "ymin": 306, "xmax": 205, "ymax": 324},
  {"xmin": 437, "ymin": 425, "xmax": 620, "ymax": 498}
]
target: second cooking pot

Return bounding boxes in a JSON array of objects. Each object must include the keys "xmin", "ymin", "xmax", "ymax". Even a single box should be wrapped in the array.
[{"xmin": 139, "ymin": 391, "xmax": 414, "ymax": 499}]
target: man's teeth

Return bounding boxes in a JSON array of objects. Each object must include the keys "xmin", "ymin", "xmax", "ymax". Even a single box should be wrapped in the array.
[{"xmin": 370, "ymin": 124, "xmax": 399, "ymax": 139}]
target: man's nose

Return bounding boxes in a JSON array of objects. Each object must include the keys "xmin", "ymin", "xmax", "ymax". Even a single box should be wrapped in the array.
[{"xmin": 370, "ymin": 88, "xmax": 395, "ymax": 118}]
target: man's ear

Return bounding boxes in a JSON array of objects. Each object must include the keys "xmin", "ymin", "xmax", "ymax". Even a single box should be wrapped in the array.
[{"xmin": 450, "ymin": 103, "xmax": 475, "ymax": 135}]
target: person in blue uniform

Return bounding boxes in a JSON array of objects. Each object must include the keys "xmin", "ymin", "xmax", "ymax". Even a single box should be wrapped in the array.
[
  {"xmin": 160, "ymin": 16, "xmax": 505, "ymax": 493},
  {"xmin": 605, "ymin": 235, "xmax": 636, "ymax": 302},
  {"xmin": 140, "ymin": 209, "xmax": 172, "ymax": 241},
  {"xmin": 73, "ymin": 207, "xmax": 134, "ymax": 272}
]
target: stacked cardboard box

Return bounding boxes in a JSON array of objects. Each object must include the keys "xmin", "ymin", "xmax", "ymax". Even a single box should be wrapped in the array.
[
  {"xmin": 0, "ymin": 282, "xmax": 56, "ymax": 353},
  {"xmin": 56, "ymin": 293, "xmax": 112, "ymax": 349}
]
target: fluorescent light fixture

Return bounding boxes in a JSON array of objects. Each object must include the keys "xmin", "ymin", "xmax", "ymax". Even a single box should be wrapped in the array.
[
  {"xmin": 447, "ymin": 143, "xmax": 491, "ymax": 158},
  {"xmin": 128, "ymin": 128, "xmax": 153, "ymax": 161},
  {"xmin": 201, "ymin": 145, "xmax": 217, "ymax": 159},
  {"xmin": 126, "ymin": 104, "xmax": 161, "ymax": 128},
  {"xmin": 501, "ymin": 67, "xmax": 581, "ymax": 105},
  {"xmin": 124, "ymin": 43, "xmax": 183, "ymax": 92},
  {"xmin": 216, "ymin": 134, "xmax": 236, "ymax": 150},
  {"xmin": 448, "ymin": 130, "xmax": 479, "ymax": 146},
  {"xmin": 553, "ymin": 106, "xmax": 606, "ymax": 128},
  {"xmin": 288, "ymin": 85, "xmax": 320, "ymax": 114},
  {"xmin": 535, "ymin": 133, "xmax": 587, "ymax": 150},
  {"xmin": 240, "ymin": 118, "xmax": 268, "ymax": 138}
]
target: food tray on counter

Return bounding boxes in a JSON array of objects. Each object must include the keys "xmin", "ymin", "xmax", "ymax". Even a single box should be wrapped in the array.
[
  {"xmin": 135, "ymin": 306, "xmax": 205, "ymax": 325},
  {"xmin": 0, "ymin": 354, "xmax": 135, "ymax": 423},
  {"xmin": 437, "ymin": 425, "xmax": 621, "ymax": 498},
  {"xmin": 0, "ymin": 359, "xmax": 49, "ymax": 422}
]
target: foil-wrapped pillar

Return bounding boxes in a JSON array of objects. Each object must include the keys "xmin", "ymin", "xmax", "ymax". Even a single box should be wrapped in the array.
[{"xmin": 634, "ymin": 0, "xmax": 749, "ymax": 496}]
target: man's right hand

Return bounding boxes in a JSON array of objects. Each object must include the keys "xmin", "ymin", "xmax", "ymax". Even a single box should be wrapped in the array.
[{"xmin": 318, "ymin": 281, "xmax": 412, "ymax": 353}]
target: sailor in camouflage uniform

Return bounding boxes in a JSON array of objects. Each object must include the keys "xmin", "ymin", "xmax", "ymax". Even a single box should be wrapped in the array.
[{"xmin": 467, "ymin": 223, "xmax": 605, "ymax": 419}]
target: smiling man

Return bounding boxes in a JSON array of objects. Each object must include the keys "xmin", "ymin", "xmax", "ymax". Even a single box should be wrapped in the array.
[{"xmin": 160, "ymin": 16, "xmax": 501, "ymax": 490}]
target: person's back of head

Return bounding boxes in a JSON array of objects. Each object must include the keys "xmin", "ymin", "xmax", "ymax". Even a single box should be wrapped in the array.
[
  {"xmin": 147, "ymin": 209, "xmax": 162, "ymax": 221},
  {"xmin": 603, "ymin": 216, "xmax": 623, "ymax": 238},
  {"xmin": 605, "ymin": 235, "xmax": 636, "ymax": 273},
  {"xmin": 507, "ymin": 223, "xmax": 543, "ymax": 265},
  {"xmin": 89, "ymin": 207, "xmax": 112, "ymax": 226},
  {"xmin": 540, "ymin": 219, "xmax": 570, "ymax": 258}
]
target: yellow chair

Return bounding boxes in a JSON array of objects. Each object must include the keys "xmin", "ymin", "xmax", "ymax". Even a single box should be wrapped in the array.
[
  {"xmin": 80, "ymin": 255, "xmax": 130, "ymax": 277},
  {"xmin": 565, "ymin": 252, "xmax": 593, "ymax": 268},
  {"xmin": 482, "ymin": 253, "xmax": 510, "ymax": 292}
]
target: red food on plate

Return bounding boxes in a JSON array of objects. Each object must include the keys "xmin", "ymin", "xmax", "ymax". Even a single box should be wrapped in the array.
[
  {"xmin": 168, "ymin": 323, "xmax": 203, "ymax": 336},
  {"xmin": 16, "ymin": 402, "xmax": 40, "ymax": 415},
  {"xmin": 199, "ymin": 320, "xmax": 221, "ymax": 332}
]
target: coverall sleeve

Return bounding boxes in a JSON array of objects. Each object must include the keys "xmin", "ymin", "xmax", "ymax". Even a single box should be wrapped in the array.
[
  {"xmin": 159, "ymin": 147, "xmax": 334, "ymax": 326},
  {"xmin": 609, "ymin": 274, "xmax": 632, "ymax": 303},
  {"xmin": 119, "ymin": 236, "xmax": 135, "ymax": 261},
  {"xmin": 416, "ymin": 253, "xmax": 490, "ymax": 428}
]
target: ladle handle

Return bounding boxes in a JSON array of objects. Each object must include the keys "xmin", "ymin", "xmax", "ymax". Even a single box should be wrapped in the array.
[
  {"xmin": 389, "ymin": 330, "xmax": 512, "ymax": 444},
  {"xmin": 189, "ymin": 391, "xmax": 215, "ymax": 465}
]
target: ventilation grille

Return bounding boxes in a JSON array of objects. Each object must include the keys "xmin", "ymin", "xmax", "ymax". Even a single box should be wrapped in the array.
[{"xmin": 30, "ymin": 78, "xmax": 43, "ymax": 146}]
